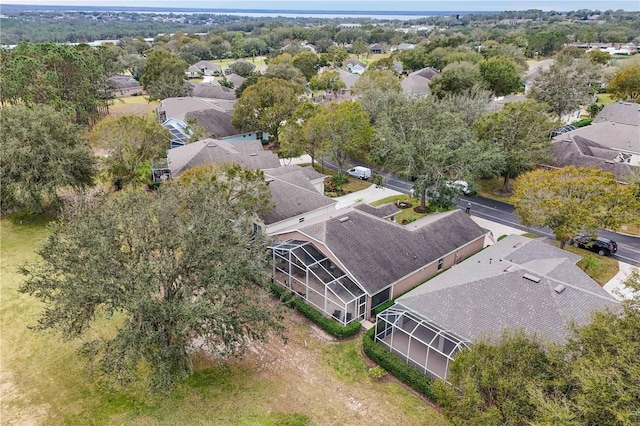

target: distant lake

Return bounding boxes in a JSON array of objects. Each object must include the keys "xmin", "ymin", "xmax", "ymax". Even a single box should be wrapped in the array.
[{"xmin": 0, "ymin": 5, "xmax": 496, "ymax": 20}]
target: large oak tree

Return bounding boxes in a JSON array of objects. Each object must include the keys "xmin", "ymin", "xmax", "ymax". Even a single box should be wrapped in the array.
[
  {"xmin": 232, "ymin": 77, "xmax": 305, "ymax": 147},
  {"xmin": 20, "ymin": 165, "xmax": 283, "ymax": 389},
  {"xmin": 512, "ymin": 166, "xmax": 639, "ymax": 248},
  {"xmin": 0, "ymin": 104, "xmax": 94, "ymax": 214},
  {"xmin": 474, "ymin": 99, "xmax": 559, "ymax": 193}
]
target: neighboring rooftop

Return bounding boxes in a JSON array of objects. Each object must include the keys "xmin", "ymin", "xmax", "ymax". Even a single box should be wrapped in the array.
[
  {"xmin": 294, "ymin": 209, "xmax": 486, "ymax": 295},
  {"xmin": 549, "ymin": 135, "xmax": 638, "ymax": 183},
  {"xmin": 397, "ymin": 235, "xmax": 620, "ymax": 344},
  {"xmin": 167, "ymin": 138, "xmax": 280, "ymax": 177},
  {"xmin": 593, "ymin": 101, "xmax": 640, "ymax": 127}
]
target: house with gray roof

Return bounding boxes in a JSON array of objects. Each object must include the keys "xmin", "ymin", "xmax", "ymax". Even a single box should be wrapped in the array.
[
  {"xmin": 375, "ymin": 234, "xmax": 620, "ymax": 381},
  {"xmin": 401, "ymin": 67, "xmax": 440, "ymax": 96},
  {"xmin": 258, "ymin": 165, "xmax": 336, "ymax": 235},
  {"xmin": 166, "ymin": 138, "xmax": 281, "ymax": 177},
  {"xmin": 593, "ymin": 100, "xmax": 640, "ymax": 127},
  {"xmin": 191, "ymin": 81, "xmax": 236, "ymax": 100},
  {"xmin": 156, "ymin": 97, "xmax": 237, "ymax": 139},
  {"xmin": 269, "ymin": 208, "xmax": 486, "ymax": 326},
  {"xmin": 192, "ymin": 60, "xmax": 222, "ymax": 76},
  {"xmin": 553, "ymin": 120, "xmax": 639, "ymax": 154},
  {"xmin": 548, "ymin": 135, "xmax": 638, "ymax": 183}
]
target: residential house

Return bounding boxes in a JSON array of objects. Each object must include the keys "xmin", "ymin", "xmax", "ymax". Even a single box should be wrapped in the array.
[
  {"xmin": 225, "ymin": 73, "xmax": 246, "ymax": 88},
  {"xmin": 156, "ymin": 97, "xmax": 237, "ymax": 139},
  {"xmin": 185, "ymin": 65, "xmax": 201, "ymax": 78},
  {"xmin": 395, "ymin": 43, "xmax": 415, "ymax": 51},
  {"xmin": 192, "ymin": 81, "xmax": 236, "ymax": 100},
  {"xmin": 270, "ymin": 208, "xmax": 486, "ymax": 325},
  {"xmin": 257, "ymin": 165, "xmax": 336, "ymax": 235},
  {"xmin": 347, "ymin": 63, "xmax": 367, "ymax": 75},
  {"xmin": 552, "ymin": 101, "xmax": 640, "ymax": 155},
  {"xmin": 369, "ymin": 43, "xmax": 388, "ymax": 54},
  {"xmin": 166, "ymin": 138, "xmax": 281, "ymax": 178},
  {"xmin": 192, "ymin": 60, "xmax": 222, "ymax": 76},
  {"xmin": 375, "ymin": 235, "xmax": 620, "ymax": 381},
  {"xmin": 548, "ymin": 135, "xmax": 638, "ymax": 184},
  {"xmin": 401, "ymin": 67, "xmax": 440, "ymax": 96},
  {"xmin": 108, "ymin": 74, "xmax": 142, "ymax": 97}
]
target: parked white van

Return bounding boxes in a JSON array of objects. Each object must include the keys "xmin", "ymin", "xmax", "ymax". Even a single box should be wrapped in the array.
[{"xmin": 346, "ymin": 166, "xmax": 372, "ymax": 180}]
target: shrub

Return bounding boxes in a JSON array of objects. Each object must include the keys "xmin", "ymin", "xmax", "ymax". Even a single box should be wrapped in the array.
[
  {"xmin": 362, "ymin": 327, "xmax": 436, "ymax": 400},
  {"xmin": 572, "ymin": 118, "xmax": 593, "ymax": 128},
  {"xmin": 331, "ymin": 173, "xmax": 349, "ymax": 189},
  {"xmin": 368, "ymin": 365, "xmax": 387, "ymax": 380},
  {"xmin": 497, "ymin": 234, "xmax": 509, "ymax": 241},
  {"xmin": 270, "ymin": 284, "xmax": 361, "ymax": 339}
]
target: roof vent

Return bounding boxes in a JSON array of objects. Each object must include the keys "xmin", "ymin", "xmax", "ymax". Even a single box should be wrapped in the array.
[
  {"xmin": 339, "ymin": 216, "xmax": 350, "ymax": 223},
  {"xmin": 554, "ymin": 284, "xmax": 566, "ymax": 294},
  {"xmin": 250, "ymin": 153, "xmax": 258, "ymax": 156},
  {"xmin": 513, "ymin": 242, "xmax": 523, "ymax": 248},
  {"xmin": 504, "ymin": 265, "xmax": 516, "ymax": 272},
  {"xmin": 523, "ymin": 273, "xmax": 541, "ymax": 283},
  {"xmin": 265, "ymin": 178, "xmax": 274, "ymax": 183},
  {"xmin": 605, "ymin": 160, "xmax": 615, "ymax": 164},
  {"xmin": 207, "ymin": 142, "xmax": 217, "ymax": 147}
]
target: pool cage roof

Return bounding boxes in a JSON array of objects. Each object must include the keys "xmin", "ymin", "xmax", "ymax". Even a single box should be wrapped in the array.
[
  {"xmin": 377, "ymin": 306, "xmax": 470, "ymax": 380},
  {"xmin": 270, "ymin": 239, "xmax": 366, "ymax": 303}
]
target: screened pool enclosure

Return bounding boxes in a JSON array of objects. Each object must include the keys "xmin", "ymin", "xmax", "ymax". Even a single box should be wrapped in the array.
[
  {"xmin": 269, "ymin": 240, "xmax": 367, "ymax": 325},
  {"xmin": 375, "ymin": 306, "xmax": 469, "ymax": 382}
]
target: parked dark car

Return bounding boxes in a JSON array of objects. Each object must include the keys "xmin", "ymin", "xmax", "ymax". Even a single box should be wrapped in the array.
[{"xmin": 570, "ymin": 235, "xmax": 618, "ymax": 256}]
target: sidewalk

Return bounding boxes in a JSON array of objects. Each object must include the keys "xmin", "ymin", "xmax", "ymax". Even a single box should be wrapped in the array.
[{"xmin": 604, "ymin": 262, "xmax": 639, "ymax": 301}]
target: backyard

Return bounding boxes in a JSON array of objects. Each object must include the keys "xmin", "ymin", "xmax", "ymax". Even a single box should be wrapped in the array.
[{"xmin": 1, "ymin": 218, "xmax": 449, "ymax": 426}]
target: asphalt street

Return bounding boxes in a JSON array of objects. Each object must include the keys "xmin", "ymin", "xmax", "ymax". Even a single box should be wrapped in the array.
[{"xmin": 322, "ymin": 159, "xmax": 640, "ymax": 266}]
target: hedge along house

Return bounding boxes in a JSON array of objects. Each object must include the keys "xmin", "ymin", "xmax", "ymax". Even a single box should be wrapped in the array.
[
  {"xmin": 269, "ymin": 207, "xmax": 486, "ymax": 325},
  {"xmin": 375, "ymin": 235, "xmax": 620, "ymax": 382}
]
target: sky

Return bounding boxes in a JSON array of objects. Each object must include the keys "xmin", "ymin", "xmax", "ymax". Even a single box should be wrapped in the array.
[{"xmin": 3, "ymin": 1, "xmax": 639, "ymax": 12}]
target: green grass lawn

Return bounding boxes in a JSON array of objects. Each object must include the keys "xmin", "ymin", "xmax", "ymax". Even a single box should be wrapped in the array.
[
  {"xmin": 312, "ymin": 164, "xmax": 372, "ymax": 195},
  {"xmin": 596, "ymin": 93, "xmax": 616, "ymax": 106},
  {"xmin": 474, "ymin": 177, "xmax": 513, "ymax": 203},
  {"xmin": 552, "ymin": 241, "xmax": 620, "ymax": 285},
  {"xmin": 1, "ymin": 218, "xmax": 447, "ymax": 425}
]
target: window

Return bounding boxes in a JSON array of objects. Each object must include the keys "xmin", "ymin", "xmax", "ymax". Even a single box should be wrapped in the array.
[
  {"xmin": 371, "ymin": 288, "xmax": 391, "ymax": 316},
  {"xmin": 438, "ymin": 258, "xmax": 444, "ymax": 270},
  {"xmin": 253, "ymin": 223, "xmax": 262, "ymax": 233}
]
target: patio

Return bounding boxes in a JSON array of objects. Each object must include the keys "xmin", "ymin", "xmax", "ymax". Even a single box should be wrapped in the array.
[{"xmin": 270, "ymin": 240, "xmax": 367, "ymax": 325}]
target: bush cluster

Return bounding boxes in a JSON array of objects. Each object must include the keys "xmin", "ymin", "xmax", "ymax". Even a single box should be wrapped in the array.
[
  {"xmin": 270, "ymin": 284, "xmax": 361, "ymax": 339},
  {"xmin": 572, "ymin": 118, "xmax": 593, "ymax": 128},
  {"xmin": 362, "ymin": 327, "xmax": 436, "ymax": 401}
]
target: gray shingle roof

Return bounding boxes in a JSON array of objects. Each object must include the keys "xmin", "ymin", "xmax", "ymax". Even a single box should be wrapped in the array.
[
  {"xmin": 192, "ymin": 82, "xmax": 236, "ymax": 100},
  {"xmin": 401, "ymin": 75, "xmax": 430, "ymax": 95},
  {"xmin": 261, "ymin": 171, "xmax": 336, "ymax": 224},
  {"xmin": 226, "ymin": 73, "xmax": 245, "ymax": 87},
  {"xmin": 261, "ymin": 164, "xmax": 327, "ymax": 181},
  {"xmin": 353, "ymin": 203, "xmax": 400, "ymax": 218},
  {"xmin": 298, "ymin": 209, "xmax": 486, "ymax": 295},
  {"xmin": 396, "ymin": 235, "xmax": 619, "ymax": 344},
  {"xmin": 158, "ymin": 97, "xmax": 236, "ymax": 121},
  {"xmin": 183, "ymin": 109, "xmax": 236, "ymax": 139},
  {"xmin": 593, "ymin": 101, "xmax": 640, "ymax": 127},
  {"xmin": 167, "ymin": 138, "xmax": 281, "ymax": 177},
  {"xmin": 554, "ymin": 121, "xmax": 639, "ymax": 154},
  {"xmin": 549, "ymin": 136, "xmax": 637, "ymax": 183}
]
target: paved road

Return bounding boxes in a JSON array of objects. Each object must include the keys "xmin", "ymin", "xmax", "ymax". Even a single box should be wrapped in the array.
[{"xmin": 321, "ymin": 159, "xmax": 640, "ymax": 266}]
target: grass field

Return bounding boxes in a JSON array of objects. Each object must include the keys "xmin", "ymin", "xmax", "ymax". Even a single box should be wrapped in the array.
[
  {"xmin": 108, "ymin": 95, "xmax": 160, "ymax": 118},
  {"xmin": 1, "ymin": 218, "xmax": 448, "ymax": 425}
]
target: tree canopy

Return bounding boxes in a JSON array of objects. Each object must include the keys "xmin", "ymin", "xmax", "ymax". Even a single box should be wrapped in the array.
[
  {"xmin": 20, "ymin": 165, "xmax": 283, "ymax": 390},
  {"xmin": 512, "ymin": 166, "xmax": 640, "ymax": 248},
  {"xmin": 140, "ymin": 49, "xmax": 190, "ymax": 101},
  {"xmin": 89, "ymin": 115, "xmax": 171, "ymax": 189},
  {"xmin": 303, "ymin": 101, "xmax": 374, "ymax": 173},
  {"xmin": 530, "ymin": 57, "xmax": 601, "ymax": 119},
  {"xmin": 606, "ymin": 66, "xmax": 640, "ymax": 102},
  {"xmin": 232, "ymin": 77, "xmax": 305, "ymax": 146},
  {"xmin": 478, "ymin": 55, "xmax": 522, "ymax": 96},
  {"xmin": 474, "ymin": 99, "xmax": 559, "ymax": 192},
  {"xmin": 374, "ymin": 96, "xmax": 500, "ymax": 210},
  {"xmin": 0, "ymin": 42, "xmax": 110, "ymax": 125},
  {"xmin": 0, "ymin": 104, "xmax": 94, "ymax": 214}
]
